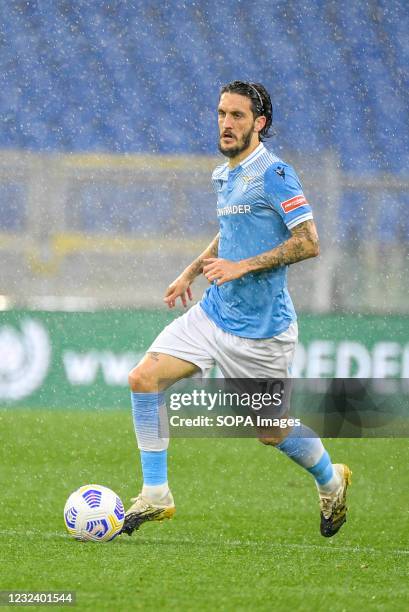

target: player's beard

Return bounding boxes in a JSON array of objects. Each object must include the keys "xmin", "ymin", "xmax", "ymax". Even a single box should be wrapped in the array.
[{"xmin": 218, "ymin": 123, "xmax": 254, "ymax": 158}]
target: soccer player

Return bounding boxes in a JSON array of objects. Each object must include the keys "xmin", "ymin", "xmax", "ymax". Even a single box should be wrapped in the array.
[{"xmin": 122, "ymin": 81, "xmax": 351, "ymax": 538}]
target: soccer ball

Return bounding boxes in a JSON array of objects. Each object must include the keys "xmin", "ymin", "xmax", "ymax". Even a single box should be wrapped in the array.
[{"xmin": 63, "ymin": 484, "xmax": 125, "ymax": 542}]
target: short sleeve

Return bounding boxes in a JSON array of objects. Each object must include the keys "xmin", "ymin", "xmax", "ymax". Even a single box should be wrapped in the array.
[{"xmin": 264, "ymin": 162, "xmax": 313, "ymax": 230}]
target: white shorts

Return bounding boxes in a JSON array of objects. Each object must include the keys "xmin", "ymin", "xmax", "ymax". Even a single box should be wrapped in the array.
[{"xmin": 148, "ymin": 303, "xmax": 297, "ymax": 378}]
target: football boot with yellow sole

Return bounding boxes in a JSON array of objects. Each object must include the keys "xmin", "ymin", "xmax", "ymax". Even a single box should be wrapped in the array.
[
  {"xmin": 319, "ymin": 464, "xmax": 352, "ymax": 537},
  {"xmin": 121, "ymin": 491, "xmax": 176, "ymax": 536}
]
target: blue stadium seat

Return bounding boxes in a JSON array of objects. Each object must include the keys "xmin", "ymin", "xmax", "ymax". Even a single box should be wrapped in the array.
[
  {"xmin": 0, "ymin": 0, "xmax": 406, "ymax": 238},
  {"xmin": 0, "ymin": 0, "xmax": 405, "ymax": 163},
  {"xmin": 0, "ymin": 182, "xmax": 26, "ymax": 231}
]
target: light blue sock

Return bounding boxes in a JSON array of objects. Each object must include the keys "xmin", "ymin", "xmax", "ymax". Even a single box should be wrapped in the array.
[
  {"xmin": 276, "ymin": 423, "xmax": 339, "ymax": 493},
  {"xmin": 140, "ymin": 449, "xmax": 167, "ymax": 486},
  {"xmin": 131, "ymin": 392, "xmax": 168, "ymax": 488}
]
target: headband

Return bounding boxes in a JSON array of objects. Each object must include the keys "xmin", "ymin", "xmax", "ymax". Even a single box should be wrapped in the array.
[{"xmin": 247, "ymin": 83, "xmax": 264, "ymax": 113}]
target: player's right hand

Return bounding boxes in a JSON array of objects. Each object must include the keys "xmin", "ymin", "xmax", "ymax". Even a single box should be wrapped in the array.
[{"xmin": 163, "ymin": 276, "xmax": 193, "ymax": 309}]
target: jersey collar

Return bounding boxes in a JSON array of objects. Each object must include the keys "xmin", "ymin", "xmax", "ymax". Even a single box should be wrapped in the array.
[
  {"xmin": 240, "ymin": 142, "xmax": 266, "ymax": 169},
  {"xmin": 218, "ymin": 143, "xmax": 266, "ymax": 181}
]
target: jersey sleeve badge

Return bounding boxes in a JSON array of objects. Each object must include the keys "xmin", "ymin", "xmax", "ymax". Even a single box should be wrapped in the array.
[{"xmin": 280, "ymin": 194, "xmax": 309, "ymax": 214}]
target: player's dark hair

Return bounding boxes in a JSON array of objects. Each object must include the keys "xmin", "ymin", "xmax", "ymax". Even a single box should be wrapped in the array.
[{"xmin": 219, "ymin": 81, "xmax": 273, "ymax": 141}]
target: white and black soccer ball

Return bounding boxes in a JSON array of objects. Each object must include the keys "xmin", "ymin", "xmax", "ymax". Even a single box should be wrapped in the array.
[{"xmin": 64, "ymin": 484, "xmax": 125, "ymax": 542}]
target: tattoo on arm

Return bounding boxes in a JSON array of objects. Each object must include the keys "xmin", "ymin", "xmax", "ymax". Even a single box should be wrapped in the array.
[
  {"xmin": 184, "ymin": 233, "xmax": 219, "ymax": 280},
  {"xmin": 208, "ymin": 234, "xmax": 219, "ymax": 257},
  {"xmin": 149, "ymin": 352, "xmax": 161, "ymax": 362},
  {"xmin": 246, "ymin": 220, "xmax": 319, "ymax": 273}
]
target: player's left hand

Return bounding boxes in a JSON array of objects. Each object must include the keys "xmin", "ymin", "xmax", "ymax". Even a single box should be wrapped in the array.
[{"xmin": 203, "ymin": 258, "xmax": 248, "ymax": 285}]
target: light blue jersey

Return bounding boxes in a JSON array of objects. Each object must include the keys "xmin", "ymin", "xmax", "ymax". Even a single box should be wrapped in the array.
[{"xmin": 200, "ymin": 143, "xmax": 313, "ymax": 339}]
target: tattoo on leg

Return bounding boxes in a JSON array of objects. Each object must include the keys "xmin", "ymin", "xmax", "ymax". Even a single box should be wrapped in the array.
[{"xmin": 150, "ymin": 352, "xmax": 160, "ymax": 362}]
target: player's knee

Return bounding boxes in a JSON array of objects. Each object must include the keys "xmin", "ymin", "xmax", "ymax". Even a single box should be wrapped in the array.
[
  {"xmin": 128, "ymin": 364, "xmax": 158, "ymax": 393},
  {"xmin": 258, "ymin": 436, "xmax": 280, "ymax": 446},
  {"xmin": 258, "ymin": 431, "xmax": 289, "ymax": 446}
]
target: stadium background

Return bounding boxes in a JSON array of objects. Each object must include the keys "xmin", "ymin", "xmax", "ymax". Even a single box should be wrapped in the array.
[
  {"xmin": 1, "ymin": 0, "xmax": 408, "ymax": 406},
  {"xmin": 1, "ymin": 2, "xmax": 408, "ymax": 611}
]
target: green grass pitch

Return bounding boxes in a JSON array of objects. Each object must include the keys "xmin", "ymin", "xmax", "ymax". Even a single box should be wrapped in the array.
[{"xmin": 1, "ymin": 410, "xmax": 408, "ymax": 611}]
